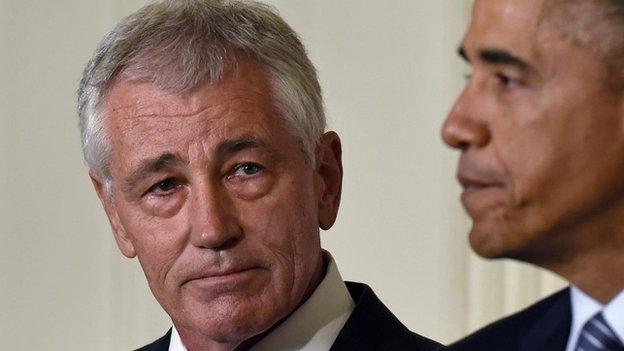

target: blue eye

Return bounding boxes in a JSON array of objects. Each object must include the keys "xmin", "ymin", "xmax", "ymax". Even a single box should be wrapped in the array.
[
  {"xmin": 150, "ymin": 178, "xmax": 180, "ymax": 194},
  {"xmin": 235, "ymin": 163, "xmax": 263, "ymax": 177}
]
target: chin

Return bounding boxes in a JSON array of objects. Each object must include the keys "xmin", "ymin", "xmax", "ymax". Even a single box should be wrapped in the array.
[
  {"xmin": 468, "ymin": 221, "xmax": 517, "ymax": 259},
  {"xmin": 180, "ymin": 297, "xmax": 286, "ymax": 343},
  {"xmin": 468, "ymin": 220, "xmax": 554, "ymax": 265},
  {"xmin": 179, "ymin": 311, "xmax": 268, "ymax": 344}
]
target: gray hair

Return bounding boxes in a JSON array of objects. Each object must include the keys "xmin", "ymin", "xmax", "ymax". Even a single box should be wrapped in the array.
[
  {"xmin": 541, "ymin": 0, "xmax": 624, "ymax": 86},
  {"xmin": 77, "ymin": 0, "xmax": 325, "ymax": 195}
]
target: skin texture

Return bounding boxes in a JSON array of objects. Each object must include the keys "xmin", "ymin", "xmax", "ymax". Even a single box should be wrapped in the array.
[
  {"xmin": 442, "ymin": 0, "xmax": 624, "ymax": 302},
  {"xmin": 90, "ymin": 57, "xmax": 343, "ymax": 350}
]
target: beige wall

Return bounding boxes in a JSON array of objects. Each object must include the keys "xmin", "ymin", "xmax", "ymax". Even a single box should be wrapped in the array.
[{"xmin": 0, "ymin": 1, "xmax": 564, "ymax": 350}]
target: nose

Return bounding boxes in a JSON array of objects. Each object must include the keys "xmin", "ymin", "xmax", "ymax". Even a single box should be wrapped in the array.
[
  {"xmin": 190, "ymin": 182, "xmax": 243, "ymax": 250},
  {"xmin": 441, "ymin": 86, "xmax": 490, "ymax": 150}
]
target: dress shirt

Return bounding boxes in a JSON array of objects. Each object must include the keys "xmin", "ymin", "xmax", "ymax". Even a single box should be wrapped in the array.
[
  {"xmin": 565, "ymin": 286, "xmax": 624, "ymax": 351},
  {"xmin": 169, "ymin": 327, "xmax": 186, "ymax": 351},
  {"xmin": 169, "ymin": 251, "xmax": 355, "ymax": 351}
]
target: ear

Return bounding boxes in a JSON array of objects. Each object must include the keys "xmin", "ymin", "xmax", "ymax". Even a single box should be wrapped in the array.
[
  {"xmin": 89, "ymin": 170, "xmax": 137, "ymax": 258},
  {"xmin": 314, "ymin": 131, "xmax": 343, "ymax": 230}
]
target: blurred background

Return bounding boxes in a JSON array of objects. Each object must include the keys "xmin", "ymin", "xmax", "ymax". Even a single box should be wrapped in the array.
[{"xmin": 0, "ymin": 0, "xmax": 565, "ymax": 349}]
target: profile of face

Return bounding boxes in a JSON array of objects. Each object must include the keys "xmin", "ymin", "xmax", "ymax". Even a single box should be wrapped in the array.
[
  {"xmin": 90, "ymin": 58, "xmax": 343, "ymax": 346},
  {"xmin": 442, "ymin": 0, "xmax": 624, "ymax": 262}
]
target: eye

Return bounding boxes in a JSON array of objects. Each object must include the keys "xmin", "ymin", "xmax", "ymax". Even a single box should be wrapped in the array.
[
  {"xmin": 232, "ymin": 163, "xmax": 264, "ymax": 177},
  {"xmin": 147, "ymin": 178, "xmax": 181, "ymax": 196},
  {"xmin": 496, "ymin": 72, "xmax": 520, "ymax": 87}
]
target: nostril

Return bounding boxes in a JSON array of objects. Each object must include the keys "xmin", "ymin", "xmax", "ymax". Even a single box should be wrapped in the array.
[{"xmin": 457, "ymin": 141, "xmax": 471, "ymax": 150}]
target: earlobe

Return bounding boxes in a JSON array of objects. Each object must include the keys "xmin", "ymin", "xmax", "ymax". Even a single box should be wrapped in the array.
[
  {"xmin": 315, "ymin": 131, "xmax": 343, "ymax": 230},
  {"xmin": 89, "ymin": 170, "xmax": 137, "ymax": 258}
]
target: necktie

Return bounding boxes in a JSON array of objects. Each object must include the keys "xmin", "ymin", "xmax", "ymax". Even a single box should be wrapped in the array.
[{"xmin": 575, "ymin": 312, "xmax": 624, "ymax": 351}]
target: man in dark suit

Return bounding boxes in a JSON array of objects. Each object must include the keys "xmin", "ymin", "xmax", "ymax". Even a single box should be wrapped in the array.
[
  {"xmin": 77, "ymin": 1, "xmax": 440, "ymax": 350},
  {"xmin": 442, "ymin": 0, "xmax": 624, "ymax": 350}
]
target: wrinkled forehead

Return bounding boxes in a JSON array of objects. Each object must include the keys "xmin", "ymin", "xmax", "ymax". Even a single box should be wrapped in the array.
[
  {"xmin": 100, "ymin": 61, "xmax": 287, "ymax": 160},
  {"xmin": 105, "ymin": 57, "xmax": 274, "ymax": 121}
]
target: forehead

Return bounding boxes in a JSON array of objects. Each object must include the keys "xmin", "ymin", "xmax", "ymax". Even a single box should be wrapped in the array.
[
  {"xmin": 466, "ymin": 0, "xmax": 547, "ymax": 57},
  {"xmin": 102, "ymin": 59, "xmax": 286, "ymax": 154}
]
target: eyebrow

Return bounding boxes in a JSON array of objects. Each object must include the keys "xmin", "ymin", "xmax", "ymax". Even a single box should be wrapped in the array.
[
  {"xmin": 458, "ymin": 46, "xmax": 535, "ymax": 73},
  {"xmin": 123, "ymin": 153, "xmax": 184, "ymax": 193},
  {"xmin": 217, "ymin": 138, "xmax": 272, "ymax": 156},
  {"xmin": 217, "ymin": 138, "xmax": 283, "ymax": 165}
]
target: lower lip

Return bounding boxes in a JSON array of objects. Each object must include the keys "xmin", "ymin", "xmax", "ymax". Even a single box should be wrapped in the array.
[
  {"xmin": 187, "ymin": 268, "xmax": 261, "ymax": 288},
  {"xmin": 461, "ymin": 185, "xmax": 503, "ymax": 205}
]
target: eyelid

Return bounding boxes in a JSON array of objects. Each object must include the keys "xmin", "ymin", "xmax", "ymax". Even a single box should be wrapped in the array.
[
  {"xmin": 144, "ymin": 177, "xmax": 181, "ymax": 197},
  {"xmin": 495, "ymin": 71, "xmax": 523, "ymax": 87},
  {"xmin": 229, "ymin": 162, "xmax": 265, "ymax": 178}
]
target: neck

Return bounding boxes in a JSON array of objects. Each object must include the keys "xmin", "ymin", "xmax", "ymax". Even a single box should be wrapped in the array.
[
  {"xmin": 541, "ymin": 202, "xmax": 624, "ymax": 304},
  {"xmin": 556, "ymin": 247, "xmax": 624, "ymax": 303},
  {"xmin": 235, "ymin": 256, "xmax": 326, "ymax": 350}
]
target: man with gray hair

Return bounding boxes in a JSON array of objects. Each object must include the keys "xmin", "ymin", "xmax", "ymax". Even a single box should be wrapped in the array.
[{"xmin": 77, "ymin": 1, "xmax": 440, "ymax": 350}]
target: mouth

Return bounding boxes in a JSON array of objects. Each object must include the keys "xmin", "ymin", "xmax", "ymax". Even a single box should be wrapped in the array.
[
  {"xmin": 185, "ymin": 267, "xmax": 264, "ymax": 288},
  {"xmin": 457, "ymin": 175, "xmax": 504, "ymax": 204}
]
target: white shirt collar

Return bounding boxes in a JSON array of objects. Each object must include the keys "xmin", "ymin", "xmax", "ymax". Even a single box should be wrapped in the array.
[
  {"xmin": 565, "ymin": 286, "xmax": 624, "ymax": 351},
  {"xmin": 604, "ymin": 289, "xmax": 624, "ymax": 345},
  {"xmin": 169, "ymin": 326, "xmax": 186, "ymax": 351},
  {"xmin": 169, "ymin": 251, "xmax": 354, "ymax": 351}
]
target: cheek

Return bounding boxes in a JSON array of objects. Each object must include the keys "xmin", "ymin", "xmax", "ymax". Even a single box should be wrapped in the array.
[
  {"xmin": 226, "ymin": 173, "xmax": 275, "ymax": 200},
  {"xmin": 245, "ymin": 197, "xmax": 317, "ymax": 259},
  {"xmin": 479, "ymin": 108, "xmax": 573, "ymax": 248},
  {"xmin": 238, "ymin": 176, "xmax": 320, "ymax": 290},
  {"xmin": 119, "ymin": 206, "xmax": 189, "ymax": 289},
  {"xmin": 142, "ymin": 190, "xmax": 188, "ymax": 218},
  {"xmin": 503, "ymin": 140, "xmax": 559, "ymax": 205},
  {"xmin": 489, "ymin": 94, "xmax": 624, "ymax": 239},
  {"xmin": 491, "ymin": 103, "xmax": 565, "ymax": 206}
]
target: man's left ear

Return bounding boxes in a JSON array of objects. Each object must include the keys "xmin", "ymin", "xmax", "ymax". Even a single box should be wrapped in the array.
[{"xmin": 315, "ymin": 131, "xmax": 343, "ymax": 230}]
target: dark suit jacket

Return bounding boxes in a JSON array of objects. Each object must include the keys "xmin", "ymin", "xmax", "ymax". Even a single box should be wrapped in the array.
[
  {"xmin": 448, "ymin": 288, "xmax": 572, "ymax": 351},
  {"xmin": 136, "ymin": 281, "xmax": 442, "ymax": 351}
]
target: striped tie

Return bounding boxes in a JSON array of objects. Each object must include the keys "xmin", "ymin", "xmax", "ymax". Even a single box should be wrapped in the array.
[{"xmin": 575, "ymin": 312, "xmax": 624, "ymax": 351}]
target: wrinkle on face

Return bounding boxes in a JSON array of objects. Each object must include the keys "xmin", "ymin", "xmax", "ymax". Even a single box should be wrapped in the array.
[{"xmin": 99, "ymin": 56, "xmax": 329, "ymax": 348}]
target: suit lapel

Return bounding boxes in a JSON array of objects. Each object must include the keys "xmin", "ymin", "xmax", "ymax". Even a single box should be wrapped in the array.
[
  {"xmin": 329, "ymin": 283, "xmax": 384, "ymax": 351},
  {"xmin": 329, "ymin": 282, "xmax": 439, "ymax": 351},
  {"xmin": 519, "ymin": 289, "xmax": 572, "ymax": 351},
  {"xmin": 135, "ymin": 329, "xmax": 171, "ymax": 351}
]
